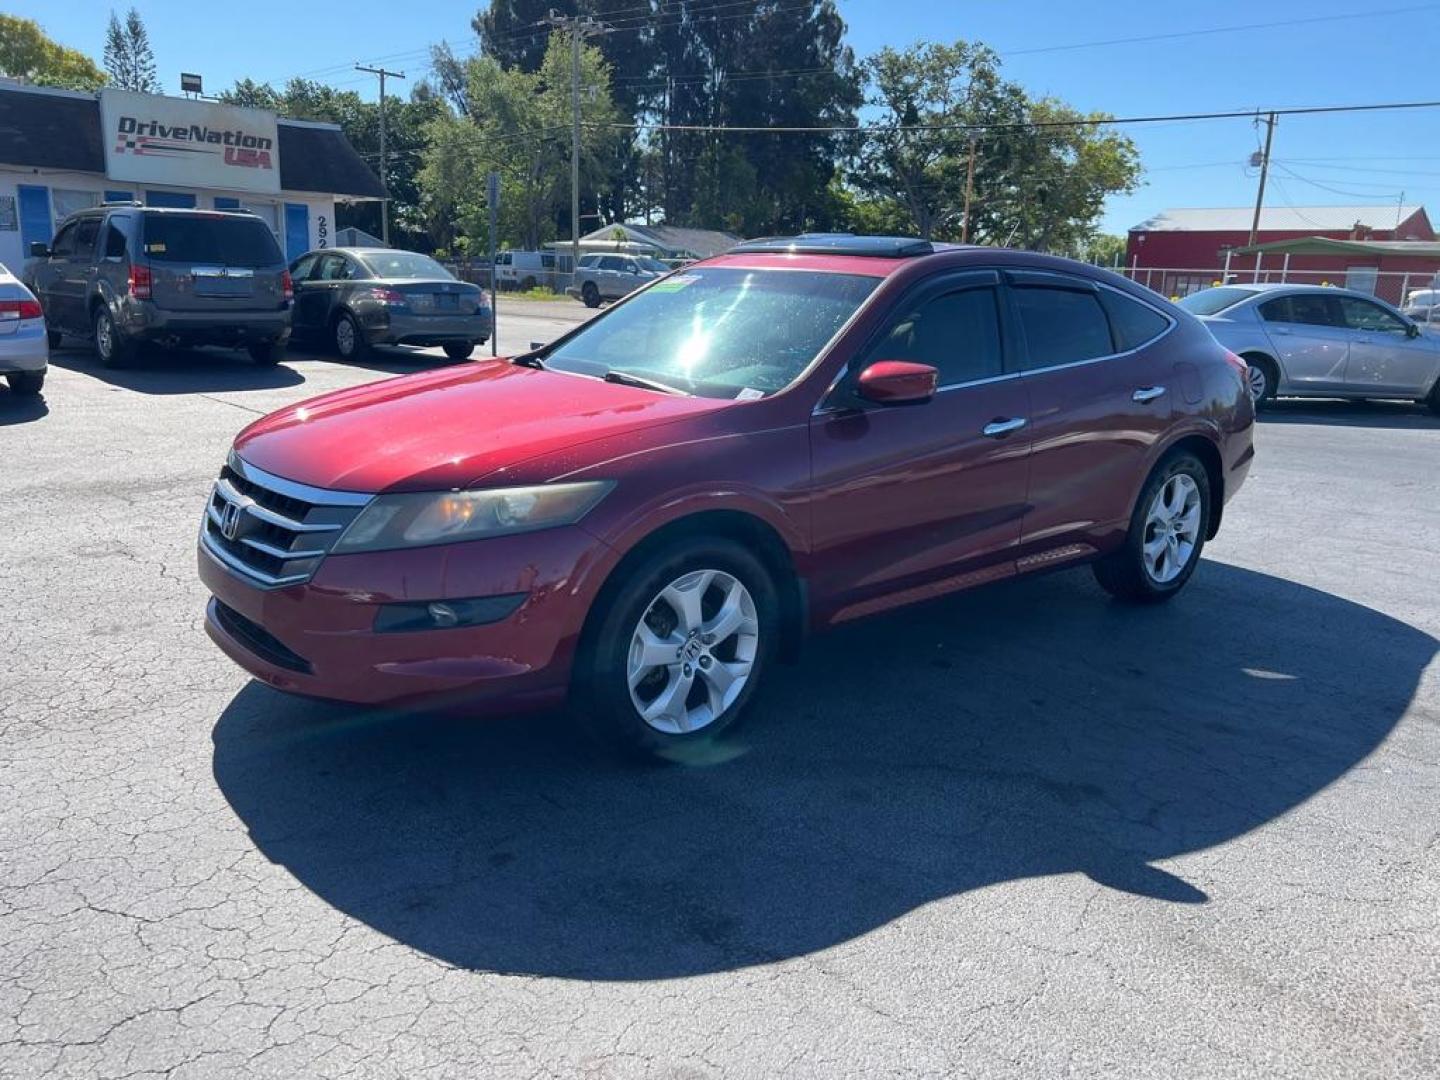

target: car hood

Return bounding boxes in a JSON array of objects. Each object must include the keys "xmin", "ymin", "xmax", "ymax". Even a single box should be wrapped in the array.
[{"xmin": 233, "ymin": 360, "xmax": 729, "ymax": 492}]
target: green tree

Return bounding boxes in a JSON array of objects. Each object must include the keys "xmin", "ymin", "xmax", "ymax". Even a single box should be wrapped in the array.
[
  {"xmin": 0, "ymin": 15, "xmax": 106, "ymax": 90},
  {"xmin": 851, "ymin": 39, "xmax": 1139, "ymax": 250},
  {"xmin": 1083, "ymin": 233, "xmax": 1128, "ymax": 268},
  {"xmin": 418, "ymin": 37, "xmax": 619, "ymax": 251},
  {"xmin": 103, "ymin": 7, "xmax": 160, "ymax": 93}
]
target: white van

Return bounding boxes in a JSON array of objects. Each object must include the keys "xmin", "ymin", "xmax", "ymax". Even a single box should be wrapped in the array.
[{"xmin": 494, "ymin": 250, "xmax": 556, "ymax": 290}]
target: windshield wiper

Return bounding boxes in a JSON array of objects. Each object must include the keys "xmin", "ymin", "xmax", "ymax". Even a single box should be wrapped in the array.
[
  {"xmin": 603, "ymin": 370, "xmax": 688, "ymax": 395},
  {"xmin": 512, "ymin": 353, "xmax": 546, "ymax": 369}
]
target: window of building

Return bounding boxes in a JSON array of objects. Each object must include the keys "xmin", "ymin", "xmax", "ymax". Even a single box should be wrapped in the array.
[
  {"xmin": 871, "ymin": 286, "xmax": 1004, "ymax": 386},
  {"xmin": 1343, "ymin": 266, "xmax": 1379, "ymax": 296},
  {"xmin": 1012, "ymin": 286, "xmax": 1115, "ymax": 370},
  {"xmin": 52, "ymin": 188, "xmax": 99, "ymax": 220}
]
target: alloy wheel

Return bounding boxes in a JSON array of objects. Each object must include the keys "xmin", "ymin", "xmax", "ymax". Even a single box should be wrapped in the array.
[
  {"xmin": 1247, "ymin": 364, "xmax": 1269, "ymax": 401},
  {"xmin": 335, "ymin": 318, "xmax": 356, "ymax": 357},
  {"xmin": 627, "ymin": 568, "xmax": 760, "ymax": 735},
  {"xmin": 95, "ymin": 313, "xmax": 113, "ymax": 360},
  {"xmin": 1142, "ymin": 473, "xmax": 1202, "ymax": 584}
]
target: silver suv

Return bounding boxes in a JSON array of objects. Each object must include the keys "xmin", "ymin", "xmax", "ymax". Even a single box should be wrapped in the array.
[
  {"xmin": 568, "ymin": 253, "xmax": 669, "ymax": 308},
  {"xmin": 25, "ymin": 204, "xmax": 292, "ymax": 367}
]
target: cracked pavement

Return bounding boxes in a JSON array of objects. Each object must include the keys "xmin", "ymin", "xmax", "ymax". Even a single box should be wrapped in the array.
[{"xmin": 2, "ymin": 308, "xmax": 1438, "ymax": 1078}]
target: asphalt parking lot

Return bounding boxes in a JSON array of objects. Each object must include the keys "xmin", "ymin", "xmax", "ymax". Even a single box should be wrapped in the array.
[{"xmin": 1, "ymin": 304, "xmax": 1437, "ymax": 1078}]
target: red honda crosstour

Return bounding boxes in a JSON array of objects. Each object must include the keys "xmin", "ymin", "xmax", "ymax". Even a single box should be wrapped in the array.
[{"xmin": 199, "ymin": 235, "xmax": 1254, "ymax": 757}]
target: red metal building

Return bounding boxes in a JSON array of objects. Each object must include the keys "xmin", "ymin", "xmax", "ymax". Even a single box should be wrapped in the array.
[{"xmin": 1125, "ymin": 205, "xmax": 1438, "ymax": 304}]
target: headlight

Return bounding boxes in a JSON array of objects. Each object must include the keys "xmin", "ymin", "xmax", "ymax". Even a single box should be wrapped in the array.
[{"xmin": 332, "ymin": 481, "xmax": 613, "ymax": 554}]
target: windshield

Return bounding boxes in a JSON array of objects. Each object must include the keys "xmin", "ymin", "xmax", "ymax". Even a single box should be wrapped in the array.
[
  {"xmin": 1176, "ymin": 287, "xmax": 1256, "ymax": 316},
  {"xmin": 542, "ymin": 267, "xmax": 879, "ymax": 398},
  {"xmin": 359, "ymin": 252, "xmax": 454, "ymax": 280},
  {"xmin": 636, "ymin": 256, "xmax": 670, "ymax": 273},
  {"xmin": 140, "ymin": 213, "xmax": 282, "ymax": 266}
]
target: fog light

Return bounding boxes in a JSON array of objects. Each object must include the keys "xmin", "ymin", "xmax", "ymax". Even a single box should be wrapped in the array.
[{"xmin": 374, "ymin": 593, "xmax": 527, "ymax": 633}]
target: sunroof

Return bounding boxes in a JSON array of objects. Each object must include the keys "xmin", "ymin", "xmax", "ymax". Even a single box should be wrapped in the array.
[{"xmin": 728, "ymin": 234, "xmax": 935, "ymax": 258}]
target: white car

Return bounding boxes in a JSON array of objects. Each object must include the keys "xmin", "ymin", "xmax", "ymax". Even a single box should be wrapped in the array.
[
  {"xmin": 0, "ymin": 261, "xmax": 48, "ymax": 397},
  {"xmin": 1178, "ymin": 283, "xmax": 1440, "ymax": 412}
]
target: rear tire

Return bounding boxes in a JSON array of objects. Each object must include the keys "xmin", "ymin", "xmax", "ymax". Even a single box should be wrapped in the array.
[
  {"xmin": 581, "ymin": 282, "xmax": 601, "ymax": 308},
  {"xmin": 6, "ymin": 371, "xmax": 44, "ymax": 396},
  {"xmin": 442, "ymin": 342, "xmax": 475, "ymax": 360},
  {"xmin": 574, "ymin": 536, "xmax": 780, "ymax": 760},
  {"xmin": 46, "ymin": 328, "xmax": 62, "ymax": 350},
  {"xmin": 247, "ymin": 340, "xmax": 283, "ymax": 366},
  {"xmin": 1093, "ymin": 451, "xmax": 1211, "ymax": 604},
  {"xmin": 332, "ymin": 312, "xmax": 368, "ymax": 361},
  {"xmin": 1243, "ymin": 354, "xmax": 1278, "ymax": 407},
  {"xmin": 92, "ymin": 306, "xmax": 134, "ymax": 369}
]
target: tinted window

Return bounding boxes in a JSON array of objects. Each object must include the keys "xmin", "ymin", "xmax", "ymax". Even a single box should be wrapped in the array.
[
  {"xmin": 1338, "ymin": 296, "xmax": 1408, "ymax": 333},
  {"xmin": 545, "ymin": 268, "xmax": 879, "ymax": 398},
  {"xmin": 290, "ymin": 253, "xmax": 320, "ymax": 281},
  {"xmin": 1100, "ymin": 289, "xmax": 1171, "ymax": 350},
  {"xmin": 72, "ymin": 218, "xmax": 101, "ymax": 258},
  {"xmin": 599, "ymin": 256, "xmax": 623, "ymax": 271},
  {"xmin": 637, "ymin": 256, "xmax": 670, "ymax": 273},
  {"xmin": 140, "ymin": 214, "xmax": 282, "ymax": 266},
  {"xmin": 50, "ymin": 223, "xmax": 78, "ymax": 257},
  {"xmin": 873, "ymin": 287, "xmax": 1003, "ymax": 386},
  {"xmin": 542, "ymin": 253, "xmax": 555, "ymax": 268},
  {"xmin": 357, "ymin": 252, "xmax": 450, "ymax": 280},
  {"xmin": 1013, "ymin": 286, "xmax": 1114, "ymax": 369},
  {"xmin": 579, "ymin": 255, "xmax": 600, "ymax": 269},
  {"xmin": 1259, "ymin": 294, "xmax": 1344, "ymax": 328},
  {"xmin": 1176, "ymin": 287, "xmax": 1256, "ymax": 316},
  {"xmin": 103, "ymin": 221, "xmax": 129, "ymax": 258}
]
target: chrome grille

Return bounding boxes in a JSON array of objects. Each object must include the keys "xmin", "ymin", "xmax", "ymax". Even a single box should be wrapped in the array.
[{"xmin": 200, "ymin": 453, "xmax": 371, "ymax": 588}]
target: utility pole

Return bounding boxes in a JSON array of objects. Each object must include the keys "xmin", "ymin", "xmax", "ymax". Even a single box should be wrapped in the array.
[
  {"xmin": 545, "ymin": 11, "xmax": 608, "ymax": 273},
  {"xmin": 961, "ymin": 135, "xmax": 978, "ymax": 244},
  {"xmin": 1247, "ymin": 111, "xmax": 1277, "ymax": 249},
  {"xmin": 356, "ymin": 63, "xmax": 407, "ymax": 245}
]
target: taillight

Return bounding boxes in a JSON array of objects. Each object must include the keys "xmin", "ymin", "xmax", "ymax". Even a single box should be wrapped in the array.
[
  {"xmin": 281, "ymin": 270, "xmax": 294, "ymax": 303},
  {"xmin": 367, "ymin": 287, "xmax": 405, "ymax": 305},
  {"xmin": 0, "ymin": 299, "xmax": 43, "ymax": 320},
  {"xmin": 128, "ymin": 264, "xmax": 152, "ymax": 300},
  {"xmin": 1222, "ymin": 349, "xmax": 1248, "ymax": 375}
]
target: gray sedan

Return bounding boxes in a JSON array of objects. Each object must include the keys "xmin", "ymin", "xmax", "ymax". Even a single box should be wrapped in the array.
[
  {"xmin": 0, "ymin": 261, "xmax": 48, "ymax": 397},
  {"xmin": 289, "ymin": 248, "xmax": 492, "ymax": 361},
  {"xmin": 1179, "ymin": 283, "xmax": 1440, "ymax": 412}
]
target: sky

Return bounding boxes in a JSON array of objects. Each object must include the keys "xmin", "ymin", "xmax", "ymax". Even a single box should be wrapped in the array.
[{"xmin": 12, "ymin": 0, "xmax": 1440, "ymax": 235}]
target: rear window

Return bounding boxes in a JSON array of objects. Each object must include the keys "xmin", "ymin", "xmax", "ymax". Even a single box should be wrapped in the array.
[
  {"xmin": 1013, "ymin": 286, "xmax": 1115, "ymax": 370},
  {"xmin": 1176, "ymin": 287, "xmax": 1255, "ymax": 316},
  {"xmin": 358, "ymin": 252, "xmax": 452, "ymax": 280},
  {"xmin": 141, "ymin": 213, "xmax": 282, "ymax": 266}
]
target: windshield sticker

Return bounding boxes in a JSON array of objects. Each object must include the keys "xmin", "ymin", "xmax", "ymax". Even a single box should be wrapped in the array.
[
  {"xmin": 649, "ymin": 274, "xmax": 700, "ymax": 293},
  {"xmin": 735, "ymin": 387, "xmax": 765, "ymax": 401}
]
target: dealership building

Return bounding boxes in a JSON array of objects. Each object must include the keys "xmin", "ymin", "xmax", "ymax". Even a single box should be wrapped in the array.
[{"xmin": 0, "ymin": 82, "xmax": 384, "ymax": 272}]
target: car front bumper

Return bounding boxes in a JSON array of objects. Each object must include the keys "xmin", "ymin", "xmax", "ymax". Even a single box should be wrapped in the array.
[
  {"xmin": 0, "ymin": 319, "xmax": 48, "ymax": 373},
  {"xmin": 198, "ymin": 523, "xmax": 613, "ymax": 711}
]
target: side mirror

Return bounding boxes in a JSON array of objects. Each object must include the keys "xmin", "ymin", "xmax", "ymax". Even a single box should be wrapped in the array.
[
  {"xmin": 29, "ymin": 242, "xmax": 49, "ymax": 258},
  {"xmin": 855, "ymin": 360, "xmax": 939, "ymax": 405},
  {"xmin": 1406, "ymin": 322, "xmax": 1422, "ymax": 338}
]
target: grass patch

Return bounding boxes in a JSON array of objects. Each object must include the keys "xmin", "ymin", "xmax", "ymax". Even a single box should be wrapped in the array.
[{"xmin": 499, "ymin": 287, "xmax": 572, "ymax": 302}]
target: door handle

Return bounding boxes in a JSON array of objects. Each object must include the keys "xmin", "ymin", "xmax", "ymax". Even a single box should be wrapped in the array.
[
  {"xmin": 1132, "ymin": 386, "xmax": 1167, "ymax": 403},
  {"xmin": 982, "ymin": 417, "xmax": 1027, "ymax": 438}
]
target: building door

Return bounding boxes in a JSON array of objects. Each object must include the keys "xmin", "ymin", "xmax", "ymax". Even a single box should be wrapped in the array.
[
  {"xmin": 17, "ymin": 185, "xmax": 52, "ymax": 255},
  {"xmin": 284, "ymin": 204, "xmax": 310, "ymax": 262}
]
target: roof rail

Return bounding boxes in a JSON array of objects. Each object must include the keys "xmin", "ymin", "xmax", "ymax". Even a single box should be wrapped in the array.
[
  {"xmin": 728, "ymin": 234, "xmax": 936, "ymax": 258},
  {"xmin": 100, "ymin": 200, "xmax": 145, "ymax": 208}
]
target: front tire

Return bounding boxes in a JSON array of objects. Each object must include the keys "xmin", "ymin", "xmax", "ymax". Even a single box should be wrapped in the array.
[
  {"xmin": 581, "ymin": 282, "xmax": 601, "ymax": 308},
  {"xmin": 332, "ymin": 312, "xmax": 368, "ymax": 361},
  {"xmin": 442, "ymin": 342, "xmax": 475, "ymax": 360},
  {"xmin": 1093, "ymin": 452, "xmax": 1211, "ymax": 604},
  {"xmin": 6, "ymin": 371, "xmax": 44, "ymax": 396},
  {"xmin": 92, "ymin": 306, "xmax": 134, "ymax": 369},
  {"xmin": 575, "ymin": 537, "xmax": 779, "ymax": 759}
]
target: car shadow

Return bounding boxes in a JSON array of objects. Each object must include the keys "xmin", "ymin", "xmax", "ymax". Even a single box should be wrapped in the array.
[
  {"xmin": 211, "ymin": 561, "xmax": 1435, "ymax": 981},
  {"xmin": 1260, "ymin": 398, "xmax": 1438, "ymax": 429},
  {"xmin": 47, "ymin": 343, "xmax": 305, "ymax": 394},
  {"xmin": 0, "ymin": 385, "xmax": 50, "ymax": 425},
  {"xmin": 285, "ymin": 342, "xmax": 473, "ymax": 377}
]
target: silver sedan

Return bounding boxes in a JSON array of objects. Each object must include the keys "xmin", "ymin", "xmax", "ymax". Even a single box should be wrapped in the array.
[
  {"xmin": 1178, "ymin": 283, "xmax": 1440, "ymax": 412},
  {"xmin": 0, "ymin": 261, "xmax": 48, "ymax": 397}
]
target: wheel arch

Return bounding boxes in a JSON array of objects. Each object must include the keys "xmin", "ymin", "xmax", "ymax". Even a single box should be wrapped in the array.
[
  {"xmin": 1238, "ymin": 348, "xmax": 1281, "ymax": 390},
  {"xmin": 578, "ymin": 509, "xmax": 807, "ymax": 667},
  {"xmin": 1158, "ymin": 433, "xmax": 1225, "ymax": 540}
]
